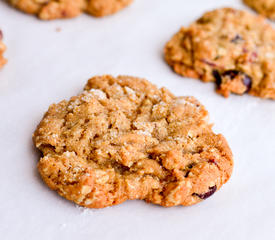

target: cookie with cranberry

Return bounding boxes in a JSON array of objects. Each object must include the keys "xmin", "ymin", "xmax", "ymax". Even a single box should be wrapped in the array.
[
  {"xmin": 33, "ymin": 75, "xmax": 233, "ymax": 208},
  {"xmin": 9, "ymin": 0, "xmax": 132, "ymax": 20},
  {"xmin": 165, "ymin": 8, "xmax": 275, "ymax": 99},
  {"xmin": 244, "ymin": 0, "xmax": 275, "ymax": 20}
]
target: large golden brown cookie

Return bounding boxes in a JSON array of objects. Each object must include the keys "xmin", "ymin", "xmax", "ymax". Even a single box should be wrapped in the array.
[
  {"xmin": 9, "ymin": 0, "xmax": 133, "ymax": 20},
  {"xmin": 244, "ymin": 0, "xmax": 275, "ymax": 20},
  {"xmin": 165, "ymin": 8, "xmax": 275, "ymax": 99},
  {"xmin": 33, "ymin": 75, "xmax": 233, "ymax": 208},
  {"xmin": 0, "ymin": 30, "xmax": 7, "ymax": 68}
]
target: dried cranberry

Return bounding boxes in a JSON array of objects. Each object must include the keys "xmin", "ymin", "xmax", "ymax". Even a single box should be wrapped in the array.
[
  {"xmin": 0, "ymin": 30, "xmax": 3, "ymax": 41},
  {"xmin": 215, "ymin": 70, "xmax": 252, "ymax": 92},
  {"xmin": 185, "ymin": 163, "xmax": 196, "ymax": 177},
  {"xmin": 201, "ymin": 59, "xmax": 217, "ymax": 67},
  {"xmin": 243, "ymin": 47, "xmax": 249, "ymax": 53},
  {"xmin": 212, "ymin": 70, "xmax": 222, "ymax": 86},
  {"xmin": 242, "ymin": 74, "xmax": 252, "ymax": 93},
  {"xmin": 231, "ymin": 34, "xmax": 243, "ymax": 43},
  {"xmin": 222, "ymin": 70, "xmax": 239, "ymax": 79},
  {"xmin": 208, "ymin": 159, "xmax": 217, "ymax": 166},
  {"xmin": 188, "ymin": 163, "xmax": 196, "ymax": 169},
  {"xmin": 192, "ymin": 185, "xmax": 217, "ymax": 200},
  {"xmin": 251, "ymin": 51, "xmax": 258, "ymax": 59}
]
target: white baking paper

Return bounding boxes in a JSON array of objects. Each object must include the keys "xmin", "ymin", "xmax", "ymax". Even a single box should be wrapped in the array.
[{"xmin": 1, "ymin": 0, "xmax": 275, "ymax": 239}]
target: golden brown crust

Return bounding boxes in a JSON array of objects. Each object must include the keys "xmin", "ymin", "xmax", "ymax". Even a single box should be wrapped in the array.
[
  {"xmin": 86, "ymin": 0, "xmax": 132, "ymax": 17},
  {"xmin": 244, "ymin": 0, "xmax": 275, "ymax": 20},
  {"xmin": 9, "ymin": 0, "xmax": 133, "ymax": 20},
  {"xmin": 34, "ymin": 75, "xmax": 233, "ymax": 208},
  {"xmin": 0, "ymin": 30, "xmax": 7, "ymax": 68},
  {"xmin": 164, "ymin": 8, "xmax": 275, "ymax": 100}
]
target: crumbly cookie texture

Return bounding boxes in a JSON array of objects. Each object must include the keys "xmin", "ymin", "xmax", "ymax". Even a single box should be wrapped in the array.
[
  {"xmin": 33, "ymin": 75, "xmax": 233, "ymax": 208},
  {"xmin": 0, "ymin": 30, "xmax": 7, "ymax": 68},
  {"xmin": 9, "ymin": 0, "xmax": 133, "ymax": 20},
  {"xmin": 244, "ymin": 0, "xmax": 275, "ymax": 20},
  {"xmin": 165, "ymin": 8, "xmax": 275, "ymax": 99}
]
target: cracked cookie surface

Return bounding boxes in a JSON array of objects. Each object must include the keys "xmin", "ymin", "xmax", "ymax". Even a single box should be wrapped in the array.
[
  {"xmin": 34, "ymin": 75, "xmax": 233, "ymax": 208},
  {"xmin": 0, "ymin": 30, "xmax": 7, "ymax": 68},
  {"xmin": 9, "ymin": 0, "xmax": 132, "ymax": 20},
  {"xmin": 244, "ymin": 0, "xmax": 275, "ymax": 20},
  {"xmin": 164, "ymin": 8, "xmax": 275, "ymax": 99}
]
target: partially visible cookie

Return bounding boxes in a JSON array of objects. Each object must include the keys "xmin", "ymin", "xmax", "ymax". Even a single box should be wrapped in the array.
[
  {"xmin": 165, "ymin": 8, "xmax": 275, "ymax": 99},
  {"xmin": 244, "ymin": 0, "xmax": 275, "ymax": 20},
  {"xmin": 86, "ymin": 0, "xmax": 133, "ymax": 17},
  {"xmin": 9, "ymin": 0, "xmax": 133, "ymax": 20},
  {"xmin": 0, "ymin": 30, "xmax": 7, "ymax": 68},
  {"xmin": 33, "ymin": 75, "xmax": 233, "ymax": 208}
]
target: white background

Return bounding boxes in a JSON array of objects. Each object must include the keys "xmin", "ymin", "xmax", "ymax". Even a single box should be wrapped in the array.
[{"xmin": 1, "ymin": 0, "xmax": 275, "ymax": 239}]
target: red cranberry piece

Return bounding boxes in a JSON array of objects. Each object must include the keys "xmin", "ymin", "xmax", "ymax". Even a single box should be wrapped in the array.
[
  {"xmin": 192, "ymin": 185, "xmax": 217, "ymax": 200},
  {"xmin": 201, "ymin": 59, "xmax": 218, "ymax": 67},
  {"xmin": 185, "ymin": 163, "xmax": 196, "ymax": 177},
  {"xmin": 208, "ymin": 159, "xmax": 218, "ymax": 166},
  {"xmin": 0, "ymin": 30, "xmax": 3, "ymax": 41},
  {"xmin": 231, "ymin": 34, "xmax": 243, "ymax": 44},
  {"xmin": 212, "ymin": 70, "xmax": 222, "ymax": 86},
  {"xmin": 222, "ymin": 70, "xmax": 239, "ymax": 79},
  {"xmin": 223, "ymin": 70, "xmax": 252, "ymax": 92},
  {"xmin": 243, "ymin": 75, "xmax": 252, "ymax": 93},
  {"xmin": 214, "ymin": 70, "xmax": 252, "ymax": 92},
  {"xmin": 213, "ymin": 69, "xmax": 241, "ymax": 85}
]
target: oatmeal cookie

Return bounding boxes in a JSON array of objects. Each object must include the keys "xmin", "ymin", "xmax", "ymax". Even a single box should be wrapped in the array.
[
  {"xmin": 9, "ymin": 0, "xmax": 133, "ymax": 20},
  {"xmin": 165, "ymin": 8, "xmax": 275, "ymax": 99},
  {"xmin": 244, "ymin": 0, "xmax": 275, "ymax": 20},
  {"xmin": 33, "ymin": 75, "xmax": 233, "ymax": 208},
  {"xmin": 0, "ymin": 30, "xmax": 7, "ymax": 68}
]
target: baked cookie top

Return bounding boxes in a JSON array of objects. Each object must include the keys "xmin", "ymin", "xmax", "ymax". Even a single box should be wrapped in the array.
[
  {"xmin": 9, "ymin": 0, "xmax": 133, "ymax": 20},
  {"xmin": 165, "ymin": 8, "xmax": 275, "ymax": 99},
  {"xmin": 33, "ymin": 75, "xmax": 233, "ymax": 208},
  {"xmin": 0, "ymin": 30, "xmax": 7, "ymax": 68},
  {"xmin": 244, "ymin": 0, "xmax": 275, "ymax": 20}
]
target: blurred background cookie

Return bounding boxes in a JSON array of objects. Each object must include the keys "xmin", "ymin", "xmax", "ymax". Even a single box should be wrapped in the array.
[
  {"xmin": 244, "ymin": 0, "xmax": 275, "ymax": 20},
  {"xmin": 8, "ymin": 0, "xmax": 133, "ymax": 20},
  {"xmin": 165, "ymin": 8, "xmax": 275, "ymax": 99}
]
